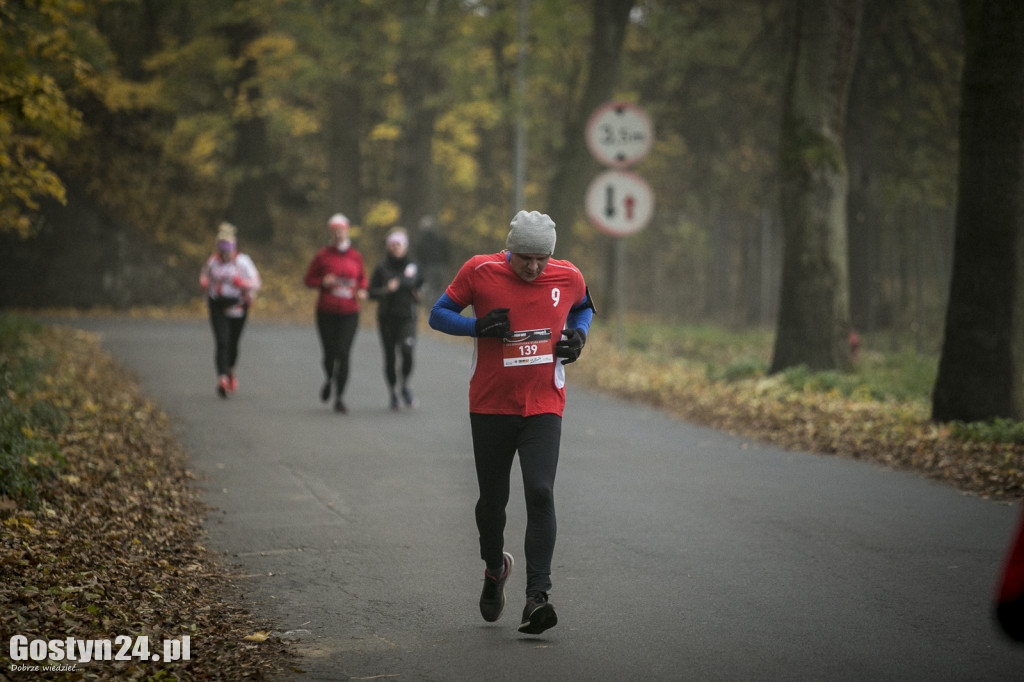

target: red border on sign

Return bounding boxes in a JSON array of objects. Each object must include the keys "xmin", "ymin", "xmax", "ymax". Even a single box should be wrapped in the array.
[{"xmin": 585, "ymin": 169, "xmax": 654, "ymax": 238}]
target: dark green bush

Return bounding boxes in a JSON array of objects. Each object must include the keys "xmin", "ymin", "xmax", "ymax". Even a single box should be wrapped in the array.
[
  {"xmin": 707, "ymin": 358, "xmax": 765, "ymax": 382},
  {"xmin": 951, "ymin": 418, "xmax": 1024, "ymax": 444},
  {"xmin": 0, "ymin": 314, "xmax": 65, "ymax": 507}
]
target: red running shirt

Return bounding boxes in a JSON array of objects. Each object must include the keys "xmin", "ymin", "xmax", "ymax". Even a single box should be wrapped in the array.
[
  {"xmin": 304, "ymin": 245, "xmax": 368, "ymax": 315},
  {"xmin": 445, "ymin": 253, "xmax": 587, "ymax": 417}
]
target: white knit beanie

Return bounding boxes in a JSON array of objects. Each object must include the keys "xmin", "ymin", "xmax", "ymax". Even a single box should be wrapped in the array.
[
  {"xmin": 216, "ymin": 221, "xmax": 237, "ymax": 243},
  {"xmin": 506, "ymin": 210, "xmax": 556, "ymax": 255},
  {"xmin": 386, "ymin": 227, "xmax": 409, "ymax": 248}
]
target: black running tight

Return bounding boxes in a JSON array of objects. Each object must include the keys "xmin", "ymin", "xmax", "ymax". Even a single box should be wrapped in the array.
[
  {"xmin": 316, "ymin": 309, "xmax": 359, "ymax": 395},
  {"xmin": 470, "ymin": 412, "xmax": 561, "ymax": 596},
  {"xmin": 378, "ymin": 316, "xmax": 416, "ymax": 388},
  {"xmin": 207, "ymin": 300, "xmax": 248, "ymax": 377}
]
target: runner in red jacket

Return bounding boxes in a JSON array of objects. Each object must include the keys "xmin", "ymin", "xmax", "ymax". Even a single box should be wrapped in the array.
[
  {"xmin": 304, "ymin": 213, "xmax": 368, "ymax": 413},
  {"xmin": 429, "ymin": 210, "xmax": 595, "ymax": 635}
]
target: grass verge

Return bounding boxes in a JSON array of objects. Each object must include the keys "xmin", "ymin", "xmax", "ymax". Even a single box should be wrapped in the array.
[{"xmin": 574, "ymin": 321, "xmax": 1024, "ymax": 501}]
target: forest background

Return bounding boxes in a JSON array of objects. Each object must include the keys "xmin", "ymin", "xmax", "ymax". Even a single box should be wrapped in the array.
[
  {"xmin": 0, "ymin": 0, "xmax": 959, "ymax": 328},
  {"xmin": 0, "ymin": 0, "xmax": 1021, "ymax": 425}
]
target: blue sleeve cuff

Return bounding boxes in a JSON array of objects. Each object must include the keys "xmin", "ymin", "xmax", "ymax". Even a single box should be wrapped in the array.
[
  {"xmin": 567, "ymin": 292, "xmax": 595, "ymax": 334},
  {"xmin": 567, "ymin": 306, "xmax": 593, "ymax": 335},
  {"xmin": 429, "ymin": 293, "xmax": 476, "ymax": 336}
]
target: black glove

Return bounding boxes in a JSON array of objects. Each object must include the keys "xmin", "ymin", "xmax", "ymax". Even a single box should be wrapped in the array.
[
  {"xmin": 555, "ymin": 328, "xmax": 586, "ymax": 364},
  {"xmin": 475, "ymin": 308, "xmax": 511, "ymax": 338}
]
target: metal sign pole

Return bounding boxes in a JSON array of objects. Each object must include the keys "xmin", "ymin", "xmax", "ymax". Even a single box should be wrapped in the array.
[
  {"xmin": 614, "ymin": 236, "xmax": 626, "ymax": 348},
  {"xmin": 512, "ymin": 0, "xmax": 529, "ymax": 211}
]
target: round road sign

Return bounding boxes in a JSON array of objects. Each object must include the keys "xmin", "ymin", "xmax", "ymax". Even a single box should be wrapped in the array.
[
  {"xmin": 585, "ymin": 170, "xmax": 654, "ymax": 237},
  {"xmin": 585, "ymin": 101, "xmax": 654, "ymax": 168}
]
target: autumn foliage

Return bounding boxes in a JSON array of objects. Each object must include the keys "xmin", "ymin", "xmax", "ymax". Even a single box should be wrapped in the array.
[{"xmin": 0, "ymin": 319, "xmax": 294, "ymax": 680}]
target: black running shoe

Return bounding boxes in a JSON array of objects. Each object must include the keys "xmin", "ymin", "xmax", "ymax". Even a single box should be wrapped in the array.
[
  {"xmin": 479, "ymin": 552, "xmax": 513, "ymax": 622},
  {"xmin": 333, "ymin": 399, "xmax": 347, "ymax": 413},
  {"xmin": 320, "ymin": 381, "xmax": 331, "ymax": 403},
  {"xmin": 518, "ymin": 592, "xmax": 557, "ymax": 635},
  {"xmin": 401, "ymin": 386, "xmax": 416, "ymax": 408}
]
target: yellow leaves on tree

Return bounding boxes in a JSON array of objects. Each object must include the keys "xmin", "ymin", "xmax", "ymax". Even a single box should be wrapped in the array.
[
  {"xmin": 434, "ymin": 101, "xmax": 501, "ymax": 192},
  {"xmin": 0, "ymin": 1, "xmax": 89, "ymax": 237}
]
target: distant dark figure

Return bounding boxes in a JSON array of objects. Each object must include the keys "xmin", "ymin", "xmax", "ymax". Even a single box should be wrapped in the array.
[{"xmin": 416, "ymin": 215, "xmax": 450, "ymax": 307}]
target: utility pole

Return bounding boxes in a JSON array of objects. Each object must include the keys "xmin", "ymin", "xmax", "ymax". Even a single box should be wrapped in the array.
[{"xmin": 513, "ymin": 0, "xmax": 529, "ymax": 211}]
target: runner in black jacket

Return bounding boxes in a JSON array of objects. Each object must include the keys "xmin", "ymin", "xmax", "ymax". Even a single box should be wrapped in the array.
[{"xmin": 369, "ymin": 227, "xmax": 424, "ymax": 409}]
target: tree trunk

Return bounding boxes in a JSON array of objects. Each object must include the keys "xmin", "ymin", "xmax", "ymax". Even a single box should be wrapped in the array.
[
  {"xmin": 546, "ymin": 0, "xmax": 633, "ymax": 259},
  {"xmin": 326, "ymin": 80, "xmax": 363, "ymax": 223},
  {"xmin": 769, "ymin": 0, "xmax": 862, "ymax": 374},
  {"xmin": 224, "ymin": 109, "xmax": 274, "ymax": 243},
  {"xmin": 845, "ymin": 22, "xmax": 880, "ymax": 336},
  {"xmin": 396, "ymin": 6, "xmax": 447, "ymax": 232},
  {"xmin": 704, "ymin": 204, "xmax": 734, "ymax": 322},
  {"xmin": 396, "ymin": 93, "xmax": 440, "ymax": 232},
  {"xmin": 223, "ymin": 21, "xmax": 274, "ymax": 243},
  {"xmin": 931, "ymin": 0, "xmax": 1024, "ymax": 422}
]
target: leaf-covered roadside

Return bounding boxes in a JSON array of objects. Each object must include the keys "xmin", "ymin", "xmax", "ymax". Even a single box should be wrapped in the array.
[
  {"xmin": 0, "ymin": 323, "xmax": 295, "ymax": 680},
  {"xmin": 574, "ymin": 331, "xmax": 1024, "ymax": 501}
]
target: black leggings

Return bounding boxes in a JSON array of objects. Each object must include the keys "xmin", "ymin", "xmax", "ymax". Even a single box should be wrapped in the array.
[
  {"xmin": 378, "ymin": 316, "xmax": 416, "ymax": 388},
  {"xmin": 316, "ymin": 309, "xmax": 359, "ymax": 396},
  {"xmin": 208, "ymin": 300, "xmax": 248, "ymax": 376},
  {"xmin": 470, "ymin": 412, "xmax": 562, "ymax": 596}
]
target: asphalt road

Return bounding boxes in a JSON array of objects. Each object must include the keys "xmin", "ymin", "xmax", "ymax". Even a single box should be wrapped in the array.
[{"xmin": 61, "ymin": 317, "xmax": 1024, "ymax": 681}]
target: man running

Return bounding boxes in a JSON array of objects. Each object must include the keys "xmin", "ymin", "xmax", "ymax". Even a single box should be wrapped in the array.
[{"xmin": 428, "ymin": 210, "xmax": 595, "ymax": 635}]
